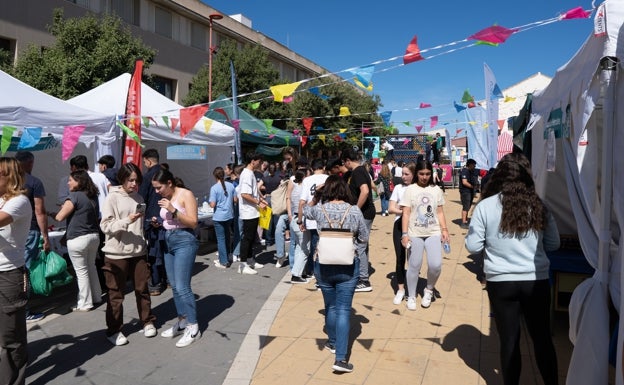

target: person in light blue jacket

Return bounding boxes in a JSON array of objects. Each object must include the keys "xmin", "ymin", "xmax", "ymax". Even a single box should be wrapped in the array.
[{"xmin": 465, "ymin": 153, "xmax": 560, "ymax": 385}]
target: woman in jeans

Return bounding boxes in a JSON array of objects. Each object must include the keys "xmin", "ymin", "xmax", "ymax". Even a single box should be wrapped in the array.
[
  {"xmin": 55, "ymin": 170, "xmax": 101, "ymax": 312},
  {"xmin": 388, "ymin": 162, "xmax": 415, "ymax": 305},
  {"xmin": 100, "ymin": 163, "xmax": 156, "ymax": 346},
  {"xmin": 465, "ymin": 153, "xmax": 559, "ymax": 385},
  {"xmin": 209, "ymin": 167, "xmax": 237, "ymax": 268},
  {"xmin": 374, "ymin": 163, "xmax": 392, "ymax": 216},
  {"xmin": 303, "ymin": 175, "xmax": 369, "ymax": 373},
  {"xmin": 151, "ymin": 168, "xmax": 200, "ymax": 348},
  {"xmin": 0, "ymin": 157, "xmax": 33, "ymax": 385},
  {"xmin": 287, "ymin": 168, "xmax": 307, "ymax": 282}
]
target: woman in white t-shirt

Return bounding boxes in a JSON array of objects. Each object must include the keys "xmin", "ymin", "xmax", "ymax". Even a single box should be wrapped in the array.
[
  {"xmin": 388, "ymin": 162, "xmax": 415, "ymax": 305},
  {"xmin": 0, "ymin": 157, "xmax": 32, "ymax": 385},
  {"xmin": 400, "ymin": 160, "xmax": 449, "ymax": 311}
]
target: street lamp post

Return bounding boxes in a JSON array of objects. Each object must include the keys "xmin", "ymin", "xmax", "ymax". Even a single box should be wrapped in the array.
[{"xmin": 208, "ymin": 13, "xmax": 223, "ymax": 103}]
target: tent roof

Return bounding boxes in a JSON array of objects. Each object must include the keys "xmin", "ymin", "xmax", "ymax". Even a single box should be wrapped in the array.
[
  {"xmin": 206, "ymin": 96, "xmax": 299, "ymax": 146},
  {"xmin": 67, "ymin": 73, "xmax": 236, "ymax": 146},
  {"xmin": 0, "ymin": 69, "xmax": 117, "ymax": 145}
]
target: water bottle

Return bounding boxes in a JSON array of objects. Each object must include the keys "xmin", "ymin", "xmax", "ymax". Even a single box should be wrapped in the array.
[
  {"xmin": 443, "ymin": 241, "xmax": 451, "ymax": 254},
  {"xmin": 202, "ymin": 195, "xmax": 210, "ymax": 211}
]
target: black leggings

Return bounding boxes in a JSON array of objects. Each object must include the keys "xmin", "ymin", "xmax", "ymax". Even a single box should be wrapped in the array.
[
  {"xmin": 392, "ymin": 219, "xmax": 407, "ymax": 285},
  {"xmin": 240, "ymin": 218, "xmax": 259, "ymax": 263},
  {"xmin": 486, "ymin": 279, "xmax": 558, "ymax": 385}
]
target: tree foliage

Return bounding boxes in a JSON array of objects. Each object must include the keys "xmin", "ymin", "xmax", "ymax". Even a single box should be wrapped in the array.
[
  {"xmin": 184, "ymin": 39, "xmax": 386, "ymax": 151},
  {"xmin": 11, "ymin": 9, "xmax": 155, "ymax": 99}
]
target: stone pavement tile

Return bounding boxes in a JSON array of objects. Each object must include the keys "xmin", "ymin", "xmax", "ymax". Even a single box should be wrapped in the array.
[
  {"xmin": 364, "ymin": 367, "xmax": 423, "ymax": 385},
  {"xmin": 391, "ymin": 316, "xmax": 441, "ymax": 344},
  {"xmin": 254, "ymin": 336, "xmax": 297, "ymax": 371},
  {"xmin": 373, "ymin": 339, "xmax": 429, "ymax": 376},
  {"xmin": 251, "ymin": 356, "xmax": 327, "ymax": 385},
  {"xmin": 431, "ymin": 325, "xmax": 481, "ymax": 364},
  {"xmin": 421, "ymin": 359, "xmax": 482, "ymax": 385}
]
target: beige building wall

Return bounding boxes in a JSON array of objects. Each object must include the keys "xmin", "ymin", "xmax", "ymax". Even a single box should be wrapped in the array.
[{"xmin": 0, "ymin": 0, "xmax": 330, "ymax": 103}]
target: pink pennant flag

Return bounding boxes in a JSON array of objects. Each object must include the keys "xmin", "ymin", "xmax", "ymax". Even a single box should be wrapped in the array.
[
  {"xmin": 62, "ymin": 125, "xmax": 86, "ymax": 162},
  {"xmin": 403, "ymin": 138, "xmax": 410, "ymax": 145},
  {"xmin": 170, "ymin": 118, "xmax": 179, "ymax": 132},
  {"xmin": 293, "ymin": 129, "xmax": 300, "ymax": 135},
  {"xmin": 268, "ymin": 134, "xmax": 275, "ymax": 139},
  {"xmin": 468, "ymin": 25, "xmax": 518, "ymax": 44},
  {"xmin": 362, "ymin": 128, "xmax": 371, "ymax": 134},
  {"xmin": 232, "ymin": 119, "xmax": 240, "ymax": 132},
  {"xmin": 419, "ymin": 102, "xmax": 431, "ymax": 108},
  {"xmin": 456, "ymin": 128, "xmax": 464, "ymax": 135},
  {"xmin": 430, "ymin": 116, "xmax": 438, "ymax": 128},
  {"xmin": 561, "ymin": 6, "xmax": 591, "ymax": 20},
  {"xmin": 415, "ymin": 125, "xmax": 423, "ymax": 133},
  {"xmin": 283, "ymin": 96, "xmax": 294, "ymax": 103}
]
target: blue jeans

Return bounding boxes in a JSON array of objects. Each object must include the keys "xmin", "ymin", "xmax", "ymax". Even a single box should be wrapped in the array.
[
  {"xmin": 380, "ymin": 195, "xmax": 389, "ymax": 213},
  {"xmin": 315, "ymin": 258, "xmax": 359, "ymax": 362},
  {"xmin": 305, "ymin": 229, "xmax": 319, "ymax": 276},
  {"xmin": 164, "ymin": 228, "xmax": 199, "ymax": 324},
  {"xmin": 213, "ymin": 219, "xmax": 232, "ymax": 265},
  {"xmin": 290, "ymin": 217, "xmax": 308, "ymax": 276},
  {"xmin": 24, "ymin": 229, "xmax": 41, "ymax": 269},
  {"xmin": 274, "ymin": 214, "xmax": 289, "ymax": 259}
]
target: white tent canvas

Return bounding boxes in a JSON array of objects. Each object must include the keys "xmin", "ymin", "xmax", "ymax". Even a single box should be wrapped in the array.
[
  {"xmin": 67, "ymin": 73, "xmax": 236, "ymax": 198},
  {"xmin": 528, "ymin": 1, "xmax": 624, "ymax": 383}
]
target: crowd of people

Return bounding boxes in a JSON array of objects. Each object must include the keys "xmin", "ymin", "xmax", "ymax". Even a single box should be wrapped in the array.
[{"xmin": 0, "ymin": 145, "xmax": 560, "ymax": 383}]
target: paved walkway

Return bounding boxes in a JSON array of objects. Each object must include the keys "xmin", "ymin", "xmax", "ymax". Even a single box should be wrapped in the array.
[
  {"xmin": 24, "ymin": 188, "xmax": 573, "ymax": 384},
  {"xmin": 246, "ymin": 188, "xmax": 573, "ymax": 385}
]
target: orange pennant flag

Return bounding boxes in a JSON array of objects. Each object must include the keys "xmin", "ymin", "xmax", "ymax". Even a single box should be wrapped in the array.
[{"xmin": 180, "ymin": 105, "xmax": 209, "ymax": 137}]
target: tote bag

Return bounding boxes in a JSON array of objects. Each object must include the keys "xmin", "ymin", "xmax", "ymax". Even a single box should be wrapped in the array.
[
  {"xmin": 258, "ymin": 206, "xmax": 272, "ymax": 230},
  {"xmin": 315, "ymin": 205, "xmax": 356, "ymax": 265}
]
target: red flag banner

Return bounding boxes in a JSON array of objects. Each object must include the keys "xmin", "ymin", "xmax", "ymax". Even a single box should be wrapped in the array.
[
  {"xmin": 123, "ymin": 59, "xmax": 143, "ymax": 165},
  {"xmin": 302, "ymin": 117, "xmax": 314, "ymax": 135},
  {"xmin": 403, "ymin": 36, "xmax": 424, "ymax": 65},
  {"xmin": 180, "ymin": 105, "xmax": 209, "ymax": 137}
]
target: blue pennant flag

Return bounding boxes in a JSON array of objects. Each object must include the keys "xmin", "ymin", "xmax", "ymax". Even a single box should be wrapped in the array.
[{"xmin": 17, "ymin": 127, "xmax": 42, "ymax": 149}]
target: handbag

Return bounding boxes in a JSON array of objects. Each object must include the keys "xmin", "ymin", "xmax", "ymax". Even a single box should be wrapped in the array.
[{"xmin": 315, "ymin": 205, "xmax": 356, "ymax": 265}]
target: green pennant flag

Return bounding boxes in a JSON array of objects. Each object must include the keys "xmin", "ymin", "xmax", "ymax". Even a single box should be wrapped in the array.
[
  {"xmin": 250, "ymin": 102, "xmax": 261, "ymax": 110},
  {"xmin": 117, "ymin": 122, "xmax": 144, "ymax": 148},
  {"xmin": 142, "ymin": 116, "xmax": 151, "ymax": 128},
  {"xmin": 263, "ymin": 119, "xmax": 273, "ymax": 130},
  {"xmin": 461, "ymin": 89, "xmax": 474, "ymax": 103},
  {"xmin": 162, "ymin": 116, "xmax": 170, "ymax": 130},
  {"xmin": 1, "ymin": 125, "xmax": 16, "ymax": 154}
]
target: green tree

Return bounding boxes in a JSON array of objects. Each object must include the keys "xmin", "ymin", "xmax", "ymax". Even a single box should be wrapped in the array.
[
  {"xmin": 0, "ymin": 49, "xmax": 12, "ymax": 73},
  {"xmin": 12, "ymin": 9, "xmax": 155, "ymax": 99}
]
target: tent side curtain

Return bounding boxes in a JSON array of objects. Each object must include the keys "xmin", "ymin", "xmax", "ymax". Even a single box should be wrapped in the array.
[{"xmin": 255, "ymin": 144, "xmax": 287, "ymax": 157}]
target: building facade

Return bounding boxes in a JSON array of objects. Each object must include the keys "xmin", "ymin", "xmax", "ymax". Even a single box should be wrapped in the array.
[{"xmin": 0, "ymin": 0, "xmax": 329, "ymax": 103}]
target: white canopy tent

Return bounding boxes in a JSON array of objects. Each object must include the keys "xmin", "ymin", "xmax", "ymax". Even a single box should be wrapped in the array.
[
  {"xmin": 0, "ymin": 69, "xmax": 119, "ymax": 209},
  {"xmin": 67, "ymin": 73, "xmax": 237, "ymax": 197},
  {"xmin": 528, "ymin": 1, "xmax": 624, "ymax": 383}
]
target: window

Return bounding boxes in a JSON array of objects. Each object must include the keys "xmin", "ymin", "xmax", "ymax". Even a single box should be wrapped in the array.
[
  {"xmin": 191, "ymin": 22, "xmax": 206, "ymax": 50},
  {"xmin": 0, "ymin": 37, "xmax": 15, "ymax": 65},
  {"xmin": 109, "ymin": 0, "xmax": 140, "ymax": 26},
  {"xmin": 155, "ymin": 7, "xmax": 172, "ymax": 39},
  {"xmin": 153, "ymin": 76, "xmax": 175, "ymax": 100}
]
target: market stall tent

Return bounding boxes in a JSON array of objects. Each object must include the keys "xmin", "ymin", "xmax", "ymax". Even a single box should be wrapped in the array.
[
  {"xmin": 526, "ymin": 1, "xmax": 624, "ymax": 383},
  {"xmin": 67, "ymin": 73, "xmax": 237, "ymax": 197}
]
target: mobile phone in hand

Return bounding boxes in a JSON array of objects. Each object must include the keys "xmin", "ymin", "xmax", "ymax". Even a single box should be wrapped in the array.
[{"xmin": 136, "ymin": 203, "xmax": 146, "ymax": 214}]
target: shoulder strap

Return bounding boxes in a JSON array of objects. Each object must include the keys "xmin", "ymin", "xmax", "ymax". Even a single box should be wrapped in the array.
[
  {"xmin": 338, "ymin": 206, "xmax": 352, "ymax": 228},
  {"xmin": 320, "ymin": 204, "xmax": 351, "ymax": 229}
]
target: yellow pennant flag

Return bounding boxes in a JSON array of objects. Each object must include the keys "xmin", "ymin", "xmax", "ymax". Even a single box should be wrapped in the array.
[
  {"xmin": 468, "ymin": 121, "xmax": 476, "ymax": 125},
  {"xmin": 483, "ymin": 123, "xmax": 489, "ymax": 129},
  {"xmin": 270, "ymin": 81, "xmax": 302, "ymax": 102},
  {"xmin": 318, "ymin": 134, "xmax": 326, "ymax": 144},
  {"xmin": 339, "ymin": 129, "xmax": 347, "ymax": 133},
  {"xmin": 339, "ymin": 106, "xmax": 351, "ymax": 116},
  {"xmin": 354, "ymin": 78, "xmax": 373, "ymax": 91},
  {"xmin": 203, "ymin": 119, "xmax": 213, "ymax": 134},
  {"xmin": 504, "ymin": 95, "xmax": 516, "ymax": 102}
]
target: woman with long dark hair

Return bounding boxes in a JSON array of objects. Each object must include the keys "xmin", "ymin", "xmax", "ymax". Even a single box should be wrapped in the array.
[
  {"xmin": 209, "ymin": 166, "xmax": 237, "ymax": 268},
  {"xmin": 303, "ymin": 175, "xmax": 369, "ymax": 373},
  {"xmin": 465, "ymin": 153, "xmax": 559, "ymax": 385},
  {"xmin": 400, "ymin": 160, "xmax": 449, "ymax": 310},
  {"xmin": 100, "ymin": 163, "xmax": 156, "ymax": 346},
  {"xmin": 55, "ymin": 170, "xmax": 101, "ymax": 312},
  {"xmin": 388, "ymin": 161, "xmax": 415, "ymax": 305},
  {"xmin": 151, "ymin": 168, "xmax": 200, "ymax": 348}
]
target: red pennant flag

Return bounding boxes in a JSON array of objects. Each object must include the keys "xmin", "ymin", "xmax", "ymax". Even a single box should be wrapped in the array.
[
  {"xmin": 419, "ymin": 102, "xmax": 431, "ymax": 108},
  {"xmin": 497, "ymin": 120, "xmax": 505, "ymax": 130},
  {"xmin": 179, "ymin": 105, "xmax": 209, "ymax": 138},
  {"xmin": 456, "ymin": 128, "xmax": 464, "ymax": 135},
  {"xmin": 170, "ymin": 118, "xmax": 179, "ymax": 132},
  {"xmin": 302, "ymin": 117, "xmax": 314, "ymax": 135},
  {"xmin": 301, "ymin": 136, "xmax": 308, "ymax": 147},
  {"xmin": 403, "ymin": 36, "xmax": 424, "ymax": 65},
  {"xmin": 415, "ymin": 125, "xmax": 423, "ymax": 133},
  {"xmin": 467, "ymin": 101, "xmax": 476, "ymax": 108},
  {"xmin": 333, "ymin": 135, "xmax": 342, "ymax": 142},
  {"xmin": 214, "ymin": 108, "xmax": 229, "ymax": 121}
]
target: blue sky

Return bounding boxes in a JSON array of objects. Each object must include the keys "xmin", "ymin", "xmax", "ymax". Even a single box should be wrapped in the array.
[{"xmin": 203, "ymin": 1, "xmax": 595, "ymax": 134}]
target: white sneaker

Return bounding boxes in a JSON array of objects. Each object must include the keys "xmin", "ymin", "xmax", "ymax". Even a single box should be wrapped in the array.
[
  {"xmin": 393, "ymin": 290, "xmax": 405, "ymax": 305},
  {"xmin": 213, "ymin": 261, "xmax": 228, "ymax": 269},
  {"xmin": 260, "ymin": 239, "xmax": 266, "ymax": 246},
  {"xmin": 232, "ymin": 255, "xmax": 239, "ymax": 262},
  {"xmin": 239, "ymin": 265, "xmax": 258, "ymax": 275},
  {"xmin": 275, "ymin": 257, "xmax": 286, "ymax": 268},
  {"xmin": 406, "ymin": 297, "xmax": 417, "ymax": 311},
  {"xmin": 421, "ymin": 288, "xmax": 434, "ymax": 308},
  {"xmin": 176, "ymin": 325, "xmax": 201, "ymax": 348},
  {"xmin": 253, "ymin": 263, "xmax": 264, "ymax": 269},
  {"xmin": 161, "ymin": 320, "xmax": 186, "ymax": 338},
  {"xmin": 107, "ymin": 332, "xmax": 128, "ymax": 346},
  {"xmin": 143, "ymin": 323, "xmax": 157, "ymax": 338}
]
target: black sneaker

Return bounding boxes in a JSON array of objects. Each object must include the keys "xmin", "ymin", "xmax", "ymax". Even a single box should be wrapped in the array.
[
  {"xmin": 26, "ymin": 312, "xmax": 45, "ymax": 323},
  {"xmin": 291, "ymin": 276, "xmax": 308, "ymax": 284},
  {"xmin": 332, "ymin": 360, "xmax": 353, "ymax": 373},
  {"xmin": 354, "ymin": 280, "xmax": 372, "ymax": 292},
  {"xmin": 324, "ymin": 341, "xmax": 336, "ymax": 354}
]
